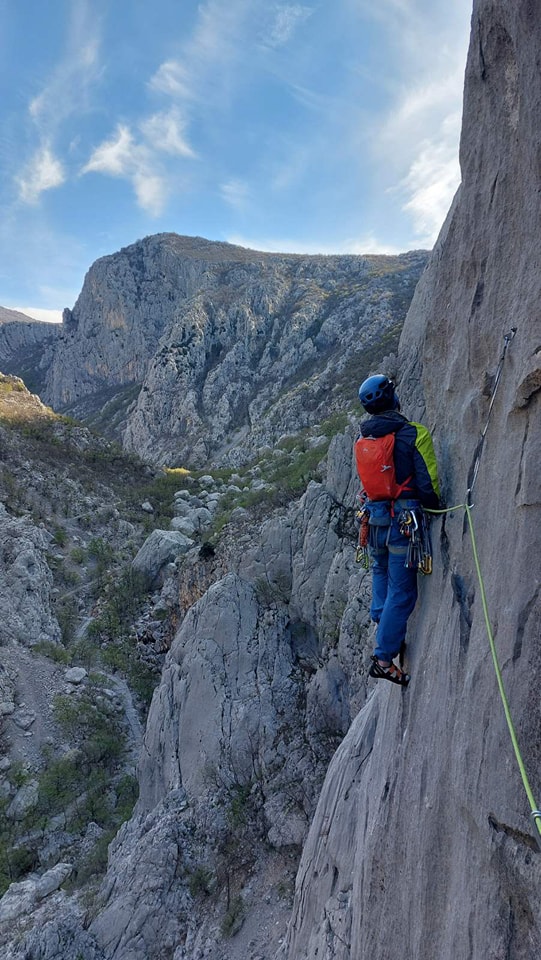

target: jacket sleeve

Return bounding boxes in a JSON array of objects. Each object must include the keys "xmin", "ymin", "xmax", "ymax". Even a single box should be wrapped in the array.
[{"xmin": 410, "ymin": 422, "xmax": 441, "ymax": 509}]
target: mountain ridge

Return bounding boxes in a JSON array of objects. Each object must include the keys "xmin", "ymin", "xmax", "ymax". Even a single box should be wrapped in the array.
[{"xmin": 35, "ymin": 234, "xmax": 427, "ymax": 467}]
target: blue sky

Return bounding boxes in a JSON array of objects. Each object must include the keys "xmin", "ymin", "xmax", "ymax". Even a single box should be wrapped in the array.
[{"xmin": 1, "ymin": 0, "xmax": 472, "ymax": 323}]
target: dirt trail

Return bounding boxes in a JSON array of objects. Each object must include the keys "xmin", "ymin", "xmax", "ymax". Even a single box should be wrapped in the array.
[
  {"xmin": 2, "ymin": 642, "xmax": 65, "ymax": 769},
  {"xmin": 1, "ymin": 639, "xmax": 144, "ymax": 775}
]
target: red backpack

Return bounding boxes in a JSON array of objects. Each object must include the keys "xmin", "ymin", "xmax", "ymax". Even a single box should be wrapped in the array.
[{"xmin": 354, "ymin": 433, "xmax": 411, "ymax": 501}]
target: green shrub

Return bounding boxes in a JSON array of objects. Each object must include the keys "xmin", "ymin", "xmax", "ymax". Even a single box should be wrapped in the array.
[
  {"xmin": 9, "ymin": 761, "xmax": 29, "ymax": 788},
  {"xmin": 37, "ymin": 755, "xmax": 86, "ymax": 816},
  {"xmin": 55, "ymin": 596, "xmax": 79, "ymax": 644},
  {"xmin": 221, "ymin": 895, "xmax": 245, "ymax": 937},
  {"xmin": 34, "ymin": 640, "xmax": 71, "ymax": 664},
  {"xmin": 74, "ymin": 828, "xmax": 116, "ymax": 884},
  {"xmin": 70, "ymin": 636, "xmax": 100, "ymax": 669},
  {"xmin": 101, "ymin": 639, "xmax": 158, "ymax": 707},
  {"xmin": 53, "ymin": 525, "xmax": 68, "ymax": 547},
  {"xmin": 114, "ymin": 774, "xmax": 139, "ymax": 821},
  {"xmin": 0, "ymin": 840, "xmax": 39, "ymax": 895},
  {"xmin": 53, "ymin": 688, "xmax": 126, "ymax": 771},
  {"xmin": 187, "ymin": 865, "xmax": 213, "ymax": 898}
]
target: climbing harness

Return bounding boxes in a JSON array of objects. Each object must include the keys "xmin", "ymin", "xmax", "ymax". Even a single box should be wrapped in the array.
[
  {"xmin": 427, "ymin": 327, "xmax": 541, "ymax": 851},
  {"xmin": 355, "ymin": 502, "xmax": 433, "ymax": 574}
]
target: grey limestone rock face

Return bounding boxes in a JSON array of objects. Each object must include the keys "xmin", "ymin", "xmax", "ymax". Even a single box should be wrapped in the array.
[
  {"xmin": 0, "ymin": 503, "xmax": 61, "ymax": 647},
  {"xmin": 131, "ymin": 528, "xmax": 194, "ymax": 587},
  {"xmin": 280, "ymin": 2, "xmax": 541, "ymax": 958},
  {"xmin": 6, "ymin": 7, "xmax": 541, "ymax": 960},
  {"xmin": 0, "ymin": 309, "xmax": 60, "ymax": 398},
  {"xmin": 0, "ymin": 862, "xmax": 72, "ymax": 923},
  {"xmin": 71, "ymin": 430, "xmax": 369, "ymax": 960},
  {"xmin": 137, "ymin": 573, "xmax": 321, "ymax": 846},
  {"xmin": 89, "ymin": 792, "xmax": 194, "ymax": 960},
  {"xmin": 39, "ymin": 234, "xmax": 426, "ymax": 465}
]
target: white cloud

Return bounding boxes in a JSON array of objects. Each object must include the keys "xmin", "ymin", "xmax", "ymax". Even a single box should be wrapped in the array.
[
  {"xmin": 28, "ymin": 0, "xmax": 102, "ymax": 129},
  {"xmin": 12, "ymin": 1, "xmax": 103, "ymax": 211},
  {"xmin": 82, "ymin": 125, "xmax": 135, "ymax": 177},
  {"xmin": 149, "ymin": 0, "xmax": 255, "ymax": 108},
  {"xmin": 381, "ymin": 74, "xmax": 465, "ymax": 244},
  {"xmin": 140, "ymin": 110, "xmax": 196, "ymax": 158},
  {"xmin": 82, "ymin": 125, "xmax": 169, "ymax": 216},
  {"xmin": 133, "ymin": 171, "xmax": 167, "ymax": 217},
  {"xmin": 12, "ymin": 306, "xmax": 63, "ymax": 324},
  {"xmin": 398, "ymin": 115, "xmax": 462, "ymax": 245},
  {"xmin": 265, "ymin": 4, "xmax": 313, "ymax": 48},
  {"xmin": 150, "ymin": 60, "xmax": 193, "ymax": 99},
  {"xmin": 227, "ymin": 233, "xmax": 404, "ymax": 255},
  {"xmin": 220, "ymin": 179, "xmax": 251, "ymax": 210},
  {"xmin": 17, "ymin": 146, "xmax": 66, "ymax": 204},
  {"xmin": 362, "ymin": 1, "xmax": 470, "ymax": 244}
]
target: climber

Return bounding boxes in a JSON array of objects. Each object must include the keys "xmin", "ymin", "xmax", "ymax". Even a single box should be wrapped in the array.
[{"xmin": 355, "ymin": 374, "xmax": 440, "ymax": 686}]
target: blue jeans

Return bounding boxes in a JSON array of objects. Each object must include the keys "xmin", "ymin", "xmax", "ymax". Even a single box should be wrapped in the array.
[{"xmin": 370, "ymin": 519, "xmax": 418, "ymax": 661}]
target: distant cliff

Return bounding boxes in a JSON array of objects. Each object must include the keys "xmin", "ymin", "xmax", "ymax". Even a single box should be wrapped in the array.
[
  {"xmin": 41, "ymin": 237, "xmax": 427, "ymax": 466},
  {"xmin": 0, "ymin": 308, "xmax": 59, "ymax": 397}
]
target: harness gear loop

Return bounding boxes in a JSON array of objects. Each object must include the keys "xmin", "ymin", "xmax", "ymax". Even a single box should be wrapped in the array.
[{"xmin": 467, "ymin": 327, "xmax": 517, "ymax": 505}]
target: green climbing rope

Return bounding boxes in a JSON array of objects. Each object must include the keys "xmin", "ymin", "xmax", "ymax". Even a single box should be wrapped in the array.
[{"xmin": 426, "ymin": 501, "xmax": 541, "ymax": 850}]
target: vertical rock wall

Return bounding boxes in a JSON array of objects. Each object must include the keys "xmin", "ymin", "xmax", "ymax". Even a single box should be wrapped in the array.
[{"xmin": 281, "ymin": 1, "xmax": 541, "ymax": 958}]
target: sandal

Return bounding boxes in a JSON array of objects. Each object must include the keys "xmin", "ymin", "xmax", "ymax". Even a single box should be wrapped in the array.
[{"xmin": 368, "ymin": 655, "xmax": 410, "ymax": 686}]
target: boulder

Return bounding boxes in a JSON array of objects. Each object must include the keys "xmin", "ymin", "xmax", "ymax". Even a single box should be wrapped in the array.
[
  {"xmin": 64, "ymin": 667, "xmax": 87, "ymax": 685},
  {"xmin": 0, "ymin": 504, "xmax": 61, "ymax": 647},
  {"xmin": 132, "ymin": 529, "xmax": 194, "ymax": 587},
  {"xmin": 6, "ymin": 780, "xmax": 39, "ymax": 820},
  {"xmin": 0, "ymin": 863, "xmax": 72, "ymax": 924}
]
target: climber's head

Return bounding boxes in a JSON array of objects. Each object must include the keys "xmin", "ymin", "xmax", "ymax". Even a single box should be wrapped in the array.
[{"xmin": 358, "ymin": 374, "xmax": 400, "ymax": 414}]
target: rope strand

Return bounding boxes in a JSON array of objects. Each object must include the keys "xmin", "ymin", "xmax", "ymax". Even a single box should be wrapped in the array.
[
  {"xmin": 467, "ymin": 327, "xmax": 516, "ymax": 504},
  {"xmin": 425, "ymin": 324, "xmax": 541, "ymax": 848},
  {"xmin": 426, "ymin": 501, "xmax": 541, "ymax": 850}
]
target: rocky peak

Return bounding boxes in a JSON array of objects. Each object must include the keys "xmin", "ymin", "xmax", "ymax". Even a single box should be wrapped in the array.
[
  {"xmin": 39, "ymin": 235, "xmax": 427, "ymax": 466},
  {"xmin": 0, "ymin": 373, "xmax": 54, "ymax": 422}
]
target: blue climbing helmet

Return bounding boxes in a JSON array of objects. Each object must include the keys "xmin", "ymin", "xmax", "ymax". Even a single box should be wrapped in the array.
[{"xmin": 358, "ymin": 374, "xmax": 399, "ymax": 413}]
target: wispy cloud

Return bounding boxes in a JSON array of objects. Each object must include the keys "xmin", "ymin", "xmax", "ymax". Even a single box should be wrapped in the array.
[
  {"xmin": 28, "ymin": 0, "xmax": 102, "ymax": 130},
  {"xmin": 264, "ymin": 4, "xmax": 313, "ymax": 48},
  {"xmin": 12, "ymin": 306, "xmax": 63, "ymax": 324},
  {"xmin": 150, "ymin": 60, "xmax": 193, "ymax": 99},
  {"xmin": 360, "ymin": 0, "xmax": 471, "ymax": 244},
  {"xmin": 227, "ymin": 232, "xmax": 404, "ymax": 255},
  {"xmin": 140, "ymin": 110, "xmax": 196, "ymax": 158},
  {"xmin": 149, "ymin": 0, "xmax": 252, "ymax": 105},
  {"xmin": 81, "ymin": 109, "xmax": 196, "ymax": 215},
  {"xmin": 398, "ymin": 113, "xmax": 462, "ymax": 244},
  {"xmin": 16, "ymin": 145, "xmax": 66, "ymax": 204},
  {"xmin": 220, "ymin": 178, "xmax": 251, "ymax": 211},
  {"xmin": 15, "ymin": 0, "xmax": 102, "ymax": 206},
  {"xmin": 83, "ymin": 125, "xmax": 134, "ymax": 177},
  {"xmin": 82, "ymin": 124, "xmax": 168, "ymax": 216},
  {"xmin": 86, "ymin": 1, "xmax": 253, "ymax": 211}
]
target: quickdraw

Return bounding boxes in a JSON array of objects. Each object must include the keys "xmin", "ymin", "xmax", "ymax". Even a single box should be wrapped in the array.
[
  {"xmin": 355, "ymin": 504, "xmax": 370, "ymax": 569},
  {"xmin": 399, "ymin": 507, "xmax": 433, "ymax": 575}
]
